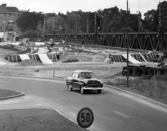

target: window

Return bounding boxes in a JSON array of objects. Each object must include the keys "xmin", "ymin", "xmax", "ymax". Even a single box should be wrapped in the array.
[
  {"xmin": 71, "ymin": 73, "xmax": 76, "ymax": 78},
  {"xmin": 80, "ymin": 72, "xmax": 96, "ymax": 79},
  {"xmin": 75, "ymin": 73, "xmax": 79, "ymax": 78}
]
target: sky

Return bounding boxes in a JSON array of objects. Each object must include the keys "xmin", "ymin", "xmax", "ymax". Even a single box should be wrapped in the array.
[{"xmin": 0, "ymin": 0, "xmax": 164, "ymax": 17}]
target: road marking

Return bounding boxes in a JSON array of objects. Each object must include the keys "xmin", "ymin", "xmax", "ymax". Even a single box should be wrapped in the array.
[{"xmin": 113, "ymin": 111, "xmax": 130, "ymax": 118}]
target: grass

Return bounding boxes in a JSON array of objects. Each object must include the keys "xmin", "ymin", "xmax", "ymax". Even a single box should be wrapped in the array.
[
  {"xmin": 0, "ymin": 108, "xmax": 89, "ymax": 131},
  {"xmin": 0, "ymin": 89, "xmax": 22, "ymax": 99},
  {"xmin": 105, "ymin": 75, "xmax": 167, "ymax": 104}
]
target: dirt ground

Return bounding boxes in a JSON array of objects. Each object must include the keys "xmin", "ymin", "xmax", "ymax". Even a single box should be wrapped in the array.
[{"xmin": 0, "ymin": 62, "xmax": 125, "ymax": 81}]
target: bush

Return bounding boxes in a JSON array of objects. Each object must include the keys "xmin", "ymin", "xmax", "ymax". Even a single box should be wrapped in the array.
[
  {"xmin": 62, "ymin": 55, "xmax": 79, "ymax": 63},
  {"xmin": 104, "ymin": 80, "xmax": 115, "ymax": 86},
  {"xmin": 131, "ymin": 78, "xmax": 155, "ymax": 95},
  {"xmin": 77, "ymin": 55, "xmax": 93, "ymax": 62},
  {"xmin": 16, "ymin": 60, "xmax": 43, "ymax": 66},
  {"xmin": 157, "ymin": 81, "xmax": 167, "ymax": 98}
]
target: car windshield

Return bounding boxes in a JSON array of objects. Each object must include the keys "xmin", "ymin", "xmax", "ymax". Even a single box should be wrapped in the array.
[{"xmin": 80, "ymin": 72, "xmax": 96, "ymax": 79}]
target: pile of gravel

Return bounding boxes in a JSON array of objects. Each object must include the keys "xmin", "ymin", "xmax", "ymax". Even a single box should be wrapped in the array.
[{"xmin": 16, "ymin": 59, "xmax": 43, "ymax": 66}]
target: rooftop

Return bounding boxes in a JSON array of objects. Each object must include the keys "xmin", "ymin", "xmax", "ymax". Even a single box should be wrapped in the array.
[{"xmin": 0, "ymin": 4, "xmax": 20, "ymax": 14}]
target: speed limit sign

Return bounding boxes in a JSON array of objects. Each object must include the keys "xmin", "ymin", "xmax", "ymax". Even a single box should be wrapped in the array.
[{"xmin": 77, "ymin": 107, "xmax": 94, "ymax": 128}]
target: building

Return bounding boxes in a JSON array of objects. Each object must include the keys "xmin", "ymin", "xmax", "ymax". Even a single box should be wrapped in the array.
[{"xmin": 0, "ymin": 3, "xmax": 21, "ymax": 41}]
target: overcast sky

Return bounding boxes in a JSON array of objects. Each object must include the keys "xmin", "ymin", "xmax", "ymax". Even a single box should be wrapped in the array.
[{"xmin": 1, "ymin": 0, "xmax": 164, "ymax": 17}]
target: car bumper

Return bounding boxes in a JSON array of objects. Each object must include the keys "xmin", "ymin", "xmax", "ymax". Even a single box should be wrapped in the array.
[{"xmin": 83, "ymin": 87, "xmax": 104, "ymax": 90}]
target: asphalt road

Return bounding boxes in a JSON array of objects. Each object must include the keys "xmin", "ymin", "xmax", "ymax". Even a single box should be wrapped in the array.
[{"xmin": 0, "ymin": 76, "xmax": 167, "ymax": 131}]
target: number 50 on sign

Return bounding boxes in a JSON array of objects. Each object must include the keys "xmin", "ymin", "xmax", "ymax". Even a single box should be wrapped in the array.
[{"xmin": 77, "ymin": 107, "xmax": 94, "ymax": 128}]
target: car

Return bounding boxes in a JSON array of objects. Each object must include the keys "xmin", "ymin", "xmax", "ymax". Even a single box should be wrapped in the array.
[{"xmin": 66, "ymin": 70, "xmax": 104, "ymax": 94}]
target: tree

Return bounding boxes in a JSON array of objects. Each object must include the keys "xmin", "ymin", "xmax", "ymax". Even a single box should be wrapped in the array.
[
  {"xmin": 143, "ymin": 1, "xmax": 167, "ymax": 31},
  {"xmin": 16, "ymin": 11, "xmax": 44, "ymax": 33},
  {"xmin": 144, "ymin": 9, "xmax": 156, "ymax": 31}
]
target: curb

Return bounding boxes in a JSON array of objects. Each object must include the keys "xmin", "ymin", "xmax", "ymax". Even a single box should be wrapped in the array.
[
  {"xmin": 54, "ymin": 109, "xmax": 78, "ymax": 125},
  {"xmin": 104, "ymin": 84, "xmax": 167, "ymax": 109},
  {"xmin": 0, "ymin": 92, "xmax": 24, "ymax": 100},
  {"xmin": 0, "ymin": 74, "xmax": 65, "ymax": 81},
  {"xmin": 0, "ymin": 74, "xmax": 167, "ymax": 109}
]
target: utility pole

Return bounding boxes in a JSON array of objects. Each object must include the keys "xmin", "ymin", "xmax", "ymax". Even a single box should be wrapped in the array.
[
  {"xmin": 52, "ymin": 17, "xmax": 55, "ymax": 34},
  {"xmin": 126, "ymin": 0, "xmax": 129, "ymax": 87},
  {"xmin": 138, "ymin": 11, "xmax": 141, "ymax": 32},
  {"xmin": 94, "ymin": 12, "xmax": 98, "ymax": 44},
  {"xmin": 66, "ymin": 22, "xmax": 68, "ymax": 33},
  {"xmin": 158, "ymin": 2, "xmax": 165, "ymax": 50},
  {"xmin": 76, "ymin": 19, "xmax": 78, "ymax": 33},
  {"xmin": 43, "ymin": 15, "xmax": 46, "ymax": 40},
  {"xmin": 87, "ymin": 17, "xmax": 89, "ymax": 33},
  {"xmin": 159, "ymin": 2, "xmax": 161, "ymax": 30}
]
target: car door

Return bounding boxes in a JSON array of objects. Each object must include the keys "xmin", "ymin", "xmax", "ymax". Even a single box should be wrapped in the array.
[
  {"xmin": 67, "ymin": 73, "xmax": 75, "ymax": 86},
  {"xmin": 73, "ymin": 73, "xmax": 81, "ymax": 89},
  {"xmin": 71, "ymin": 73, "xmax": 78, "ymax": 88}
]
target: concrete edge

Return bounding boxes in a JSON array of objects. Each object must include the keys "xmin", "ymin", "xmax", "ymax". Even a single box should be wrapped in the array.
[
  {"xmin": 54, "ymin": 109, "xmax": 91, "ymax": 131},
  {"xmin": 104, "ymin": 84, "xmax": 167, "ymax": 109},
  {"xmin": 0, "ymin": 74, "xmax": 65, "ymax": 81},
  {"xmin": 54, "ymin": 109, "xmax": 77, "ymax": 124},
  {"xmin": 0, "ymin": 91, "xmax": 24, "ymax": 100},
  {"xmin": 0, "ymin": 74, "xmax": 167, "ymax": 109}
]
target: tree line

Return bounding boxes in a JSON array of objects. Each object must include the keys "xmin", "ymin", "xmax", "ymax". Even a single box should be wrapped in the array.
[{"xmin": 16, "ymin": 1, "xmax": 167, "ymax": 37}]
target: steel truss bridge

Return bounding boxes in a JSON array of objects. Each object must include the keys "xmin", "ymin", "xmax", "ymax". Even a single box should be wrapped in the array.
[{"xmin": 45, "ymin": 32, "xmax": 167, "ymax": 51}]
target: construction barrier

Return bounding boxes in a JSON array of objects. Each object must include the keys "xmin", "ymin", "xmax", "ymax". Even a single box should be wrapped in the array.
[
  {"xmin": 122, "ymin": 54, "xmax": 141, "ymax": 64},
  {"xmin": 19, "ymin": 54, "xmax": 30, "ymax": 61},
  {"xmin": 130, "ymin": 53, "xmax": 145, "ymax": 62},
  {"xmin": 122, "ymin": 65, "xmax": 167, "ymax": 77},
  {"xmin": 5, "ymin": 54, "xmax": 21, "ymax": 62},
  {"xmin": 38, "ymin": 54, "xmax": 53, "ymax": 64}
]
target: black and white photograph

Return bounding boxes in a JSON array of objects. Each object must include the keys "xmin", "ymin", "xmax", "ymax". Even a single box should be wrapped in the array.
[{"xmin": 0, "ymin": 0, "xmax": 167, "ymax": 131}]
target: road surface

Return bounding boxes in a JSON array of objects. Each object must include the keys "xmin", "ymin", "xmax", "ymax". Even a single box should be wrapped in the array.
[{"xmin": 0, "ymin": 76, "xmax": 167, "ymax": 131}]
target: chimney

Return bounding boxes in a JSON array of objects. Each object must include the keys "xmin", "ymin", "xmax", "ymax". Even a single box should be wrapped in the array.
[{"xmin": 2, "ymin": 4, "xmax": 7, "ymax": 7}]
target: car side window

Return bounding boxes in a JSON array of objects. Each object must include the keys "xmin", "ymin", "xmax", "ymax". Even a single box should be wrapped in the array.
[
  {"xmin": 75, "ymin": 73, "xmax": 79, "ymax": 78},
  {"xmin": 71, "ymin": 73, "xmax": 76, "ymax": 78},
  {"xmin": 78, "ymin": 73, "xmax": 81, "ymax": 78}
]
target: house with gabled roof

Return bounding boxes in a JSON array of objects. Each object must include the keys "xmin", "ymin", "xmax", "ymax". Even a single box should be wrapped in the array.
[{"xmin": 0, "ymin": 3, "xmax": 21, "ymax": 41}]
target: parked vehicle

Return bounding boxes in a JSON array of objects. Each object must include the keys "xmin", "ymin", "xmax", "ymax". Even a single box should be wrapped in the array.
[{"xmin": 66, "ymin": 70, "xmax": 104, "ymax": 94}]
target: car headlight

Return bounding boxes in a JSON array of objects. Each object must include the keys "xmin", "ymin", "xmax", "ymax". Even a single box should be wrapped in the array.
[{"xmin": 99, "ymin": 80, "xmax": 104, "ymax": 85}]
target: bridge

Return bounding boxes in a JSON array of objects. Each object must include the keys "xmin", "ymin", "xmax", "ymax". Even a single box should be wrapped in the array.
[{"xmin": 45, "ymin": 32, "xmax": 167, "ymax": 51}]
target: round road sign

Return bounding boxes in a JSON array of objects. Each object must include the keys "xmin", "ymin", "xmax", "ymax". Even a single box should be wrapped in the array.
[{"xmin": 77, "ymin": 107, "xmax": 94, "ymax": 128}]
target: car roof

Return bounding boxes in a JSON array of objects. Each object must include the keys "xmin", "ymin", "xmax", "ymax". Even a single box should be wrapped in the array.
[{"xmin": 74, "ymin": 70, "xmax": 93, "ymax": 73}]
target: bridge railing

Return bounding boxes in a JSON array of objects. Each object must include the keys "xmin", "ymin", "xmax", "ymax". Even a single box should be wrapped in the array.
[{"xmin": 45, "ymin": 32, "xmax": 167, "ymax": 51}]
